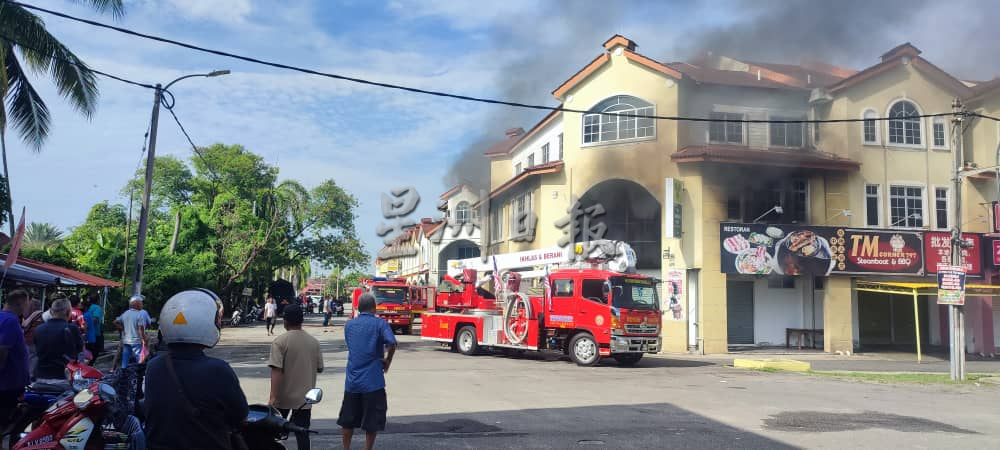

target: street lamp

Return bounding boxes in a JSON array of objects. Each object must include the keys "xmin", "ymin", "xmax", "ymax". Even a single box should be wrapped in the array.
[
  {"xmin": 752, "ymin": 205, "xmax": 784, "ymax": 223},
  {"xmin": 132, "ymin": 70, "xmax": 230, "ymax": 297}
]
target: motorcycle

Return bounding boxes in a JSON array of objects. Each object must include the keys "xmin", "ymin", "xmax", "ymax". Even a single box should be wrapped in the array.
[
  {"xmin": 247, "ymin": 305, "xmax": 263, "ymax": 323},
  {"xmin": 238, "ymin": 388, "xmax": 323, "ymax": 450},
  {"xmin": 230, "ymin": 309, "xmax": 242, "ymax": 328},
  {"xmin": 2, "ymin": 357, "xmax": 106, "ymax": 448},
  {"xmin": 333, "ymin": 301, "xmax": 344, "ymax": 317},
  {"xmin": 13, "ymin": 380, "xmax": 144, "ymax": 450}
]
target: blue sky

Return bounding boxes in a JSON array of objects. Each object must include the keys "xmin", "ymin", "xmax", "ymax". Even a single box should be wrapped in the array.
[{"xmin": 8, "ymin": 0, "xmax": 999, "ymax": 274}]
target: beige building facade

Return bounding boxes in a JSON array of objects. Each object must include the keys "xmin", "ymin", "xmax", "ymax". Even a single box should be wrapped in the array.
[{"xmin": 480, "ymin": 36, "xmax": 1000, "ymax": 355}]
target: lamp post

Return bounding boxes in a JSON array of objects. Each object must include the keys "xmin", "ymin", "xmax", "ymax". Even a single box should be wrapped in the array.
[{"xmin": 132, "ymin": 70, "xmax": 230, "ymax": 297}]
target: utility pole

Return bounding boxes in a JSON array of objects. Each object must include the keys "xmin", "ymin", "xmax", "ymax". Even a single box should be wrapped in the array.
[
  {"xmin": 132, "ymin": 84, "xmax": 162, "ymax": 297},
  {"xmin": 950, "ymin": 97, "xmax": 966, "ymax": 381},
  {"xmin": 131, "ymin": 70, "xmax": 229, "ymax": 298}
]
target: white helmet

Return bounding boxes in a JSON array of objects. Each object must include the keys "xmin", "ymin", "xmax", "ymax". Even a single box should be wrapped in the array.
[{"xmin": 159, "ymin": 289, "xmax": 222, "ymax": 347}]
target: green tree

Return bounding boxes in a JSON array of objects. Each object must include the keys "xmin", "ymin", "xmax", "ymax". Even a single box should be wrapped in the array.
[
  {"xmin": 0, "ymin": 0, "xmax": 125, "ymax": 234},
  {"xmin": 24, "ymin": 222, "xmax": 63, "ymax": 248}
]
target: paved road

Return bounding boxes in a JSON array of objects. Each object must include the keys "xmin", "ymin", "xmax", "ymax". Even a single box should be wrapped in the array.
[{"xmin": 215, "ymin": 315, "xmax": 1000, "ymax": 449}]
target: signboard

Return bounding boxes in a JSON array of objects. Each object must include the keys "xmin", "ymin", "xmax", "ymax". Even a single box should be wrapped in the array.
[
  {"xmin": 241, "ymin": 288, "xmax": 253, "ymax": 296},
  {"xmin": 447, "ymin": 246, "xmax": 573, "ymax": 277},
  {"xmin": 994, "ymin": 202, "xmax": 1000, "ymax": 233},
  {"xmin": 663, "ymin": 269, "xmax": 684, "ymax": 320},
  {"xmin": 720, "ymin": 223, "xmax": 924, "ymax": 276},
  {"xmin": 936, "ymin": 265, "xmax": 966, "ymax": 305},
  {"xmin": 385, "ymin": 260, "xmax": 399, "ymax": 271},
  {"xmin": 664, "ymin": 178, "xmax": 682, "ymax": 238},
  {"xmin": 994, "ymin": 240, "xmax": 1000, "ymax": 267},
  {"xmin": 924, "ymin": 232, "xmax": 980, "ymax": 275}
]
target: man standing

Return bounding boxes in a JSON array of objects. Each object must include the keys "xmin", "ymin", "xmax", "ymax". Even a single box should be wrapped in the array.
[
  {"xmin": 145, "ymin": 289, "xmax": 248, "ymax": 450},
  {"xmin": 33, "ymin": 299, "xmax": 84, "ymax": 386},
  {"xmin": 323, "ymin": 296, "xmax": 333, "ymax": 327},
  {"xmin": 268, "ymin": 305, "xmax": 322, "ymax": 450},
  {"xmin": 115, "ymin": 295, "xmax": 150, "ymax": 368},
  {"xmin": 0, "ymin": 290, "xmax": 30, "ymax": 429},
  {"xmin": 85, "ymin": 293, "xmax": 104, "ymax": 362},
  {"xmin": 264, "ymin": 296, "xmax": 277, "ymax": 336},
  {"xmin": 21, "ymin": 299, "xmax": 44, "ymax": 378},
  {"xmin": 68, "ymin": 294, "xmax": 87, "ymax": 338},
  {"xmin": 338, "ymin": 293, "xmax": 396, "ymax": 450}
]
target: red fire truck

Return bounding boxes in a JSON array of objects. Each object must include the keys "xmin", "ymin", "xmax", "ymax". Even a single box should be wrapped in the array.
[
  {"xmin": 352, "ymin": 277, "xmax": 417, "ymax": 334},
  {"xmin": 421, "ymin": 241, "xmax": 662, "ymax": 366}
]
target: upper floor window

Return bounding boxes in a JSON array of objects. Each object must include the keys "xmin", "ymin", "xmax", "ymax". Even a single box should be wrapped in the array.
[
  {"xmin": 455, "ymin": 201, "xmax": 470, "ymax": 222},
  {"xmin": 582, "ymin": 95, "xmax": 655, "ymax": 144},
  {"xmin": 935, "ymin": 187, "xmax": 949, "ymax": 229},
  {"xmin": 888, "ymin": 101, "xmax": 921, "ymax": 145},
  {"xmin": 527, "ymin": 153, "xmax": 535, "ymax": 167},
  {"xmin": 863, "ymin": 109, "xmax": 879, "ymax": 144},
  {"xmin": 889, "ymin": 185, "xmax": 924, "ymax": 227},
  {"xmin": 709, "ymin": 112, "xmax": 743, "ymax": 144},
  {"xmin": 769, "ymin": 116, "xmax": 805, "ymax": 147},
  {"xmin": 932, "ymin": 118, "xmax": 948, "ymax": 148},
  {"xmin": 542, "ymin": 143, "xmax": 550, "ymax": 163},
  {"xmin": 558, "ymin": 133, "xmax": 564, "ymax": 159},
  {"xmin": 865, "ymin": 184, "xmax": 881, "ymax": 227},
  {"xmin": 514, "ymin": 162, "xmax": 522, "ymax": 175}
]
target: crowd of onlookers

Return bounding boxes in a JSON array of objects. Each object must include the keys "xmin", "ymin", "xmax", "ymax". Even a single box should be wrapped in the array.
[{"xmin": 0, "ymin": 289, "xmax": 153, "ymax": 429}]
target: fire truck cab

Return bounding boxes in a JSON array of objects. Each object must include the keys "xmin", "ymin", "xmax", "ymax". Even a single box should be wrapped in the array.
[
  {"xmin": 421, "ymin": 241, "xmax": 661, "ymax": 366},
  {"xmin": 352, "ymin": 277, "xmax": 416, "ymax": 334}
]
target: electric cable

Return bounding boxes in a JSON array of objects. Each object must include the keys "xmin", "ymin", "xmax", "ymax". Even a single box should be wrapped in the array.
[{"xmin": 5, "ymin": 0, "xmax": 982, "ymax": 125}]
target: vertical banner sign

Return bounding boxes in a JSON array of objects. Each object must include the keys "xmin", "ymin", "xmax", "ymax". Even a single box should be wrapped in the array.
[
  {"xmin": 936, "ymin": 265, "xmax": 966, "ymax": 305},
  {"xmin": 994, "ymin": 202, "xmax": 1000, "ymax": 233},
  {"xmin": 664, "ymin": 178, "xmax": 682, "ymax": 238},
  {"xmin": 924, "ymin": 232, "xmax": 980, "ymax": 275},
  {"xmin": 993, "ymin": 240, "xmax": 1000, "ymax": 267},
  {"xmin": 663, "ymin": 269, "xmax": 685, "ymax": 320}
]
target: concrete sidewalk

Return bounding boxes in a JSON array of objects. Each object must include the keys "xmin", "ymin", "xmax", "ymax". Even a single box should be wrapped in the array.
[{"xmin": 653, "ymin": 351, "xmax": 1000, "ymax": 374}]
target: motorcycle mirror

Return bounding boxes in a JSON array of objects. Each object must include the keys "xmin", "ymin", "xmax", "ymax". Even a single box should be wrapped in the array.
[{"xmin": 304, "ymin": 388, "xmax": 323, "ymax": 405}]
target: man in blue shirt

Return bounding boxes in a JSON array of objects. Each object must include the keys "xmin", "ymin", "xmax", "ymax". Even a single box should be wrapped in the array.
[
  {"xmin": 0, "ymin": 290, "xmax": 30, "ymax": 429},
  {"xmin": 338, "ymin": 292, "xmax": 396, "ymax": 450},
  {"xmin": 85, "ymin": 293, "xmax": 104, "ymax": 362}
]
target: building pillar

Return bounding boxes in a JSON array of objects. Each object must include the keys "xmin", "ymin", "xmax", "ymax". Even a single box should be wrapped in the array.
[
  {"xmin": 700, "ymin": 269, "xmax": 728, "ymax": 354},
  {"xmin": 823, "ymin": 277, "xmax": 853, "ymax": 353}
]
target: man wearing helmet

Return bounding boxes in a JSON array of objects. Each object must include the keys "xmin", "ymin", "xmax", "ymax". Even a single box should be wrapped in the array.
[{"xmin": 144, "ymin": 289, "xmax": 249, "ymax": 450}]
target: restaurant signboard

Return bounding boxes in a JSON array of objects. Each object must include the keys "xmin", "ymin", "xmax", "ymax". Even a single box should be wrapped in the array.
[{"xmin": 721, "ymin": 223, "xmax": 924, "ymax": 276}]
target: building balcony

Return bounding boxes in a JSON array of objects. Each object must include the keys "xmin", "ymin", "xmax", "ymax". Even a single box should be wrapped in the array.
[{"xmin": 671, "ymin": 144, "xmax": 860, "ymax": 171}]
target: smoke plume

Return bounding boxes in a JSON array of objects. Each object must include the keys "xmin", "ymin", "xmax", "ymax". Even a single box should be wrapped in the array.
[
  {"xmin": 676, "ymin": 0, "xmax": 1000, "ymax": 80},
  {"xmin": 442, "ymin": 2, "xmax": 628, "ymax": 192}
]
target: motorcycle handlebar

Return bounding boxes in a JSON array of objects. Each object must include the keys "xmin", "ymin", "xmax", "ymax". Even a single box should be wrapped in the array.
[{"xmin": 283, "ymin": 422, "xmax": 314, "ymax": 434}]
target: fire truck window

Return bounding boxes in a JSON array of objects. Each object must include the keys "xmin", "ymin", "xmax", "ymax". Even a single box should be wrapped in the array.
[
  {"xmin": 581, "ymin": 279, "xmax": 607, "ymax": 304},
  {"xmin": 553, "ymin": 279, "xmax": 574, "ymax": 297}
]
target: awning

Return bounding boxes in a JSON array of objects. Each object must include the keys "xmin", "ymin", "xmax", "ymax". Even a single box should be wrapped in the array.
[
  {"xmin": 0, "ymin": 254, "xmax": 117, "ymax": 287},
  {"xmin": 854, "ymin": 280, "xmax": 1000, "ymax": 364}
]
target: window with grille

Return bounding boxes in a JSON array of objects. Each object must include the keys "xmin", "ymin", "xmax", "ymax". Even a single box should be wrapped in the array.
[
  {"xmin": 888, "ymin": 101, "xmax": 922, "ymax": 145},
  {"xmin": 582, "ymin": 95, "xmax": 655, "ymax": 144},
  {"xmin": 709, "ymin": 112, "xmax": 743, "ymax": 144},
  {"xmin": 527, "ymin": 153, "xmax": 534, "ymax": 167},
  {"xmin": 933, "ymin": 119, "xmax": 947, "ymax": 148},
  {"xmin": 889, "ymin": 185, "xmax": 923, "ymax": 227},
  {"xmin": 863, "ymin": 109, "xmax": 878, "ymax": 144},
  {"xmin": 935, "ymin": 187, "xmax": 948, "ymax": 229},
  {"xmin": 865, "ymin": 184, "xmax": 880, "ymax": 226},
  {"xmin": 770, "ymin": 117, "xmax": 805, "ymax": 147},
  {"xmin": 542, "ymin": 143, "xmax": 550, "ymax": 163}
]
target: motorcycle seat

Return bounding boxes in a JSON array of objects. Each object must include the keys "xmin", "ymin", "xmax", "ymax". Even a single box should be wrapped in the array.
[{"xmin": 28, "ymin": 382, "xmax": 68, "ymax": 395}]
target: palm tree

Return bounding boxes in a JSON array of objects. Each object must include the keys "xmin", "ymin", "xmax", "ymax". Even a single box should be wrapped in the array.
[
  {"xmin": 24, "ymin": 221, "xmax": 63, "ymax": 248},
  {"xmin": 0, "ymin": 1, "xmax": 125, "ymax": 235}
]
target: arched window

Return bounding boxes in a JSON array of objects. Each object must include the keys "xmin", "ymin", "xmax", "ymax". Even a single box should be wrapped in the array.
[
  {"xmin": 862, "ymin": 109, "xmax": 879, "ymax": 144},
  {"xmin": 582, "ymin": 95, "xmax": 655, "ymax": 144},
  {"xmin": 456, "ymin": 201, "xmax": 470, "ymax": 222},
  {"xmin": 888, "ymin": 101, "xmax": 921, "ymax": 145}
]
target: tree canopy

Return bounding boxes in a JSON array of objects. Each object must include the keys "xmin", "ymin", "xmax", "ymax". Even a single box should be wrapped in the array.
[{"xmin": 42, "ymin": 143, "xmax": 367, "ymax": 317}]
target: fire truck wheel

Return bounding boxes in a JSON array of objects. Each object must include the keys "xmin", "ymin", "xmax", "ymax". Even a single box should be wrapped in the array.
[
  {"xmin": 456, "ymin": 326, "xmax": 479, "ymax": 356},
  {"xmin": 613, "ymin": 353, "xmax": 643, "ymax": 366},
  {"xmin": 569, "ymin": 333, "xmax": 600, "ymax": 367}
]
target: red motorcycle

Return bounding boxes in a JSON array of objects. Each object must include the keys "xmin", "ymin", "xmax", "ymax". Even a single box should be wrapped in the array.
[{"xmin": 12, "ymin": 382, "xmax": 135, "ymax": 450}]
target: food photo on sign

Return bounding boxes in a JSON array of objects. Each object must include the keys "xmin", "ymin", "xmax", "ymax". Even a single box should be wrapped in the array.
[
  {"xmin": 720, "ymin": 223, "xmax": 925, "ymax": 276},
  {"xmin": 720, "ymin": 224, "xmax": 835, "ymax": 276}
]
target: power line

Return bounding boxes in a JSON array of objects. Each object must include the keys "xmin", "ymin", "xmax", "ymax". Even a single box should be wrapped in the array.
[
  {"xmin": 6, "ymin": 0, "xmax": 980, "ymax": 126},
  {"xmin": 0, "ymin": 33, "xmax": 155, "ymax": 90},
  {"xmin": 162, "ymin": 104, "xmax": 220, "ymax": 180}
]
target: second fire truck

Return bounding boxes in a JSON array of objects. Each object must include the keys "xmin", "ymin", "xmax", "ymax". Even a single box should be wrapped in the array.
[
  {"xmin": 421, "ymin": 240, "xmax": 662, "ymax": 366},
  {"xmin": 352, "ymin": 277, "xmax": 417, "ymax": 334}
]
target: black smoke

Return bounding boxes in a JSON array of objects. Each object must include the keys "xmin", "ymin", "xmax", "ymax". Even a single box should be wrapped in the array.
[
  {"xmin": 442, "ymin": 2, "xmax": 629, "ymax": 192},
  {"xmin": 677, "ymin": 0, "xmax": 1000, "ymax": 79}
]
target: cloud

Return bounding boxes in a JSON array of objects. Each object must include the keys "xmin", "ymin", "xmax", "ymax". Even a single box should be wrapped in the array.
[{"xmin": 162, "ymin": 0, "xmax": 254, "ymax": 27}]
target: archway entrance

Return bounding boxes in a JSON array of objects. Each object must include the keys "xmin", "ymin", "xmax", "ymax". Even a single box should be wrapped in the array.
[
  {"xmin": 437, "ymin": 239, "xmax": 480, "ymax": 281},
  {"xmin": 577, "ymin": 179, "xmax": 661, "ymax": 270}
]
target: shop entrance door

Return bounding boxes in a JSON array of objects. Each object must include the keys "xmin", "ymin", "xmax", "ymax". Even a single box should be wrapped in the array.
[
  {"xmin": 858, "ymin": 291, "xmax": 927, "ymax": 348},
  {"xmin": 727, "ymin": 281, "xmax": 755, "ymax": 345}
]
